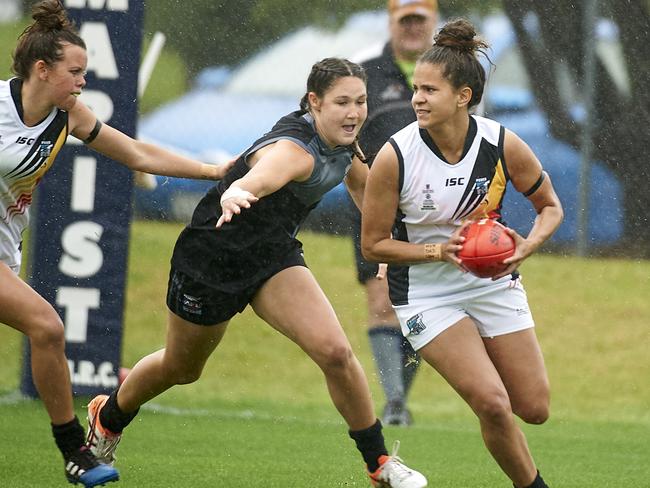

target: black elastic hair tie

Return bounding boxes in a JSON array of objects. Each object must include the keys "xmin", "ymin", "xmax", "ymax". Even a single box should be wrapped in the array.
[
  {"xmin": 522, "ymin": 171, "xmax": 546, "ymax": 197},
  {"xmin": 83, "ymin": 119, "xmax": 103, "ymax": 144}
]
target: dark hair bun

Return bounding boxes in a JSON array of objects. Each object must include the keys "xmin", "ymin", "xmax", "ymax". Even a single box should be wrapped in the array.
[
  {"xmin": 31, "ymin": 0, "xmax": 71, "ymax": 32},
  {"xmin": 434, "ymin": 18, "xmax": 487, "ymax": 54}
]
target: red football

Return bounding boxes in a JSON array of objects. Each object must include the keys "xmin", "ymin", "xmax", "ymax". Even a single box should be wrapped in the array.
[{"xmin": 457, "ymin": 219, "xmax": 515, "ymax": 278}]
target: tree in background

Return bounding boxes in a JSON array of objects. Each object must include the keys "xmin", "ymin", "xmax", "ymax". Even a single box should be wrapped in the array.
[{"xmin": 502, "ymin": 0, "xmax": 650, "ymax": 251}]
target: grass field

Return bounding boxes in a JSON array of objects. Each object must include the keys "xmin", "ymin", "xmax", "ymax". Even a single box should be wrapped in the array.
[{"xmin": 1, "ymin": 221, "xmax": 649, "ymax": 487}]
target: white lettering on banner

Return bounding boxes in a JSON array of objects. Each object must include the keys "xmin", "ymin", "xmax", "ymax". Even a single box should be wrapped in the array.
[
  {"xmin": 71, "ymin": 157, "xmax": 97, "ymax": 212},
  {"xmin": 79, "ymin": 90, "xmax": 115, "ymax": 123},
  {"xmin": 57, "ymin": 287, "xmax": 101, "ymax": 343},
  {"xmin": 59, "ymin": 221, "xmax": 104, "ymax": 278},
  {"xmin": 65, "ymin": 0, "xmax": 128, "ymax": 11},
  {"xmin": 79, "ymin": 23, "xmax": 119, "ymax": 79},
  {"xmin": 68, "ymin": 360, "xmax": 119, "ymax": 388}
]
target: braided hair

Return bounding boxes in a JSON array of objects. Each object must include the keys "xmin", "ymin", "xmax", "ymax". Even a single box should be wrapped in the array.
[{"xmin": 300, "ymin": 58, "xmax": 368, "ymax": 163}]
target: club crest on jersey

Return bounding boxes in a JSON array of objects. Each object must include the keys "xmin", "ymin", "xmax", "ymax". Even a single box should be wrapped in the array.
[
  {"xmin": 420, "ymin": 183, "xmax": 437, "ymax": 211},
  {"xmin": 39, "ymin": 141, "xmax": 53, "ymax": 158},
  {"xmin": 406, "ymin": 313, "xmax": 426, "ymax": 335},
  {"xmin": 474, "ymin": 177, "xmax": 489, "ymax": 195}
]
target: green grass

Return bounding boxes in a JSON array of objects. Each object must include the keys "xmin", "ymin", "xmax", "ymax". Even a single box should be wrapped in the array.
[
  {"xmin": 0, "ymin": 19, "xmax": 29, "ymax": 79},
  {"xmin": 1, "ymin": 221, "xmax": 650, "ymax": 486}
]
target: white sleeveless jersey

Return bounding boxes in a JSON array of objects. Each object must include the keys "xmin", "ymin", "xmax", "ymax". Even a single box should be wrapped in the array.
[
  {"xmin": 387, "ymin": 115, "xmax": 512, "ymax": 305},
  {"xmin": 0, "ymin": 79, "xmax": 68, "ymax": 270}
]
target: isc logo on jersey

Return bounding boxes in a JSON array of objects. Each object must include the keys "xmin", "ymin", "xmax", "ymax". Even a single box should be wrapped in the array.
[
  {"xmin": 15, "ymin": 136, "xmax": 35, "ymax": 145},
  {"xmin": 445, "ymin": 177, "xmax": 465, "ymax": 187}
]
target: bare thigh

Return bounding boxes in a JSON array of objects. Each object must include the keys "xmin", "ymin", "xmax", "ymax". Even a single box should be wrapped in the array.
[
  {"xmin": 251, "ymin": 266, "xmax": 351, "ymax": 358},
  {"xmin": 418, "ymin": 317, "xmax": 508, "ymax": 410},
  {"xmin": 0, "ymin": 262, "xmax": 60, "ymax": 335},
  {"xmin": 483, "ymin": 328, "xmax": 549, "ymax": 418}
]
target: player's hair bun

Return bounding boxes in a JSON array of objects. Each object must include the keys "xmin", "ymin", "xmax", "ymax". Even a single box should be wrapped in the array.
[
  {"xmin": 434, "ymin": 18, "xmax": 487, "ymax": 54},
  {"xmin": 31, "ymin": 0, "xmax": 72, "ymax": 32}
]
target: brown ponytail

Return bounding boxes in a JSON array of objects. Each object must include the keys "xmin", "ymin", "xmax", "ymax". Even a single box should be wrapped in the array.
[{"xmin": 11, "ymin": 0, "xmax": 86, "ymax": 79}]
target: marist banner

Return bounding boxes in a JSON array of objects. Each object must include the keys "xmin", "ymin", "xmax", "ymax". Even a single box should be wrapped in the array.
[{"xmin": 21, "ymin": 0, "xmax": 144, "ymax": 397}]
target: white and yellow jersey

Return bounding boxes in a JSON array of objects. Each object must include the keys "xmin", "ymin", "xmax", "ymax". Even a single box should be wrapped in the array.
[
  {"xmin": 387, "ymin": 115, "xmax": 511, "ymax": 305},
  {"xmin": 0, "ymin": 78, "xmax": 68, "ymax": 271}
]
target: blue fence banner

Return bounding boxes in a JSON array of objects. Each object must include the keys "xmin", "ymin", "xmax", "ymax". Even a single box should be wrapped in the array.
[{"xmin": 21, "ymin": 0, "xmax": 144, "ymax": 397}]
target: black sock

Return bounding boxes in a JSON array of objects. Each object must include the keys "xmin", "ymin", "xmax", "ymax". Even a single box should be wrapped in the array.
[
  {"xmin": 348, "ymin": 419, "xmax": 388, "ymax": 473},
  {"xmin": 100, "ymin": 389, "xmax": 139, "ymax": 434},
  {"xmin": 515, "ymin": 471, "xmax": 548, "ymax": 488},
  {"xmin": 52, "ymin": 416, "xmax": 85, "ymax": 456}
]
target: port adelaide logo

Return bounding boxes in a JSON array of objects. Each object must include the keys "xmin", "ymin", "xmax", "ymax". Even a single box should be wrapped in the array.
[
  {"xmin": 406, "ymin": 313, "xmax": 426, "ymax": 335},
  {"xmin": 39, "ymin": 141, "xmax": 53, "ymax": 158}
]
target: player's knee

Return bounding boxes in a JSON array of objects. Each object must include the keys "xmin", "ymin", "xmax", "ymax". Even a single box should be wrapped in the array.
[
  {"xmin": 515, "ymin": 402, "xmax": 550, "ymax": 425},
  {"xmin": 29, "ymin": 312, "xmax": 65, "ymax": 349},
  {"xmin": 318, "ymin": 342, "xmax": 355, "ymax": 372},
  {"xmin": 473, "ymin": 390, "xmax": 513, "ymax": 425}
]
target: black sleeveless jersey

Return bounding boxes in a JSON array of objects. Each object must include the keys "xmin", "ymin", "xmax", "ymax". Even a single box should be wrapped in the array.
[{"xmin": 170, "ymin": 110, "xmax": 355, "ymax": 291}]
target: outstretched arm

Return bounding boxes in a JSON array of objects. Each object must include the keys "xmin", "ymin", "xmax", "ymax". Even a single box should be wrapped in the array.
[
  {"xmin": 68, "ymin": 101, "xmax": 233, "ymax": 180},
  {"xmin": 216, "ymin": 139, "xmax": 315, "ymax": 227}
]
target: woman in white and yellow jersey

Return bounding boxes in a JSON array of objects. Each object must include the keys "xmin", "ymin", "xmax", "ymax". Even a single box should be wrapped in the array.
[{"xmin": 362, "ymin": 18, "xmax": 563, "ymax": 488}]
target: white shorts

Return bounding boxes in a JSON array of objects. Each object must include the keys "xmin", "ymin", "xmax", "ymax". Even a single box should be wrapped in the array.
[{"xmin": 393, "ymin": 277, "xmax": 535, "ymax": 351}]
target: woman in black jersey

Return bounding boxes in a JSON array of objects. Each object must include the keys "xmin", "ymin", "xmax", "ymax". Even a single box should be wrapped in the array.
[
  {"xmin": 87, "ymin": 58, "xmax": 427, "ymax": 488},
  {"xmin": 0, "ymin": 1, "xmax": 232, "ymax": 487}
]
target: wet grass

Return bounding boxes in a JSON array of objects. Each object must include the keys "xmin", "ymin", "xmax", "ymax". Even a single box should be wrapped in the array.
[{"xmin": 0, "ymin": 220, "xmax": 649, "ymax": 486}]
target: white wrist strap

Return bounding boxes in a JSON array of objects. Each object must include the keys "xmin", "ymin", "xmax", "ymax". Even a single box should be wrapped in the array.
[{"xmin": 220, "ymin": 185, "xmax": 252, "ymax": 204}]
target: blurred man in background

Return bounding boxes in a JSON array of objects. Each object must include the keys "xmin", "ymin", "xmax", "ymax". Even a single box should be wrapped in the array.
[{"xmin": 353, "ymin": 0, "xmax": 438, "ymax": 426}]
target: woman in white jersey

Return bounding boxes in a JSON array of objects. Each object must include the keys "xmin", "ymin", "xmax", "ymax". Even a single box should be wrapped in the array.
[
  {"xmin": 362, "ymin": 18, "xmax": 563, "ymax": 488},
  {"xmin": 0, "ymin": 1, "xmax": 231, "ymax": 486}
]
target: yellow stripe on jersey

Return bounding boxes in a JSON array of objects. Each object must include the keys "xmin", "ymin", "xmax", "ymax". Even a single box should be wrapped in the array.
[{"xmin": 467, "ymin": 158, "xmax": 508, "ymax": 220}]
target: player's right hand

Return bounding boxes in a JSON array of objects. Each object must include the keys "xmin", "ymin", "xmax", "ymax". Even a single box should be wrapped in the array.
[{"xmin": 216, "ymin": 186, "xmax": 258, "ymax": 228}]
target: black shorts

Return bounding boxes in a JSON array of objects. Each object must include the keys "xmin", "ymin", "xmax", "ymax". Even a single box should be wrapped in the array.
[
  {"xmin": 166, "ymin": 248, "xmax": 307, "ymax": 325},
  {"xmin": 351, "ymin": 206, "xmax": 378, "ymax": 284}
]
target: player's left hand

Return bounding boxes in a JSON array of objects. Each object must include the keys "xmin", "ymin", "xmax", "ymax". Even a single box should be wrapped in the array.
[{"xmin": 492, "ymin": 227, "xmax": 529, "ymax": 280}]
